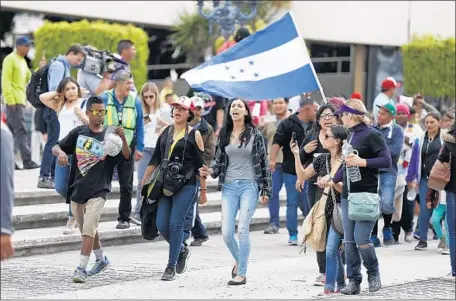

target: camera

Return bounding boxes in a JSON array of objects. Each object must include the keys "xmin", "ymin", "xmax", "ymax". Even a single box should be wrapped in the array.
[
  {"xmin": 166, "ymin": 162, "xmax": 183, "ymax": 176},
  {"xmin": 81, "ymin": 47, "xmax": 127, "ymax": 78}
]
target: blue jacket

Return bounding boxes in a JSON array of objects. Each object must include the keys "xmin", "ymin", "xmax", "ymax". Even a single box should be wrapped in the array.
[
  {"xmin": 47, "ymin": 55, "xmax": 71, "ymax": 92},
  {"xmin": 374, "ymin": 123, "xmax": 404, "ymax": 175},
  {"xmin": 100, "ymin": 91, "xmax": 144, "ymax": 152}
]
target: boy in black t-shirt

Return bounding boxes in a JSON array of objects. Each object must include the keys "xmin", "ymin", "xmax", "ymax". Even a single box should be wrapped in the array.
[{"xmin": 52, "ymin": 96, "xmax": 130, "ymax": 283}]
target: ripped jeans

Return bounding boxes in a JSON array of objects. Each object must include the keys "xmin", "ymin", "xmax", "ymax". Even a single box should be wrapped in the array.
[
  {"xmin": 342, "ymin": 198, "xmax": 380, "ymax": 284},
  {"xmin": 221, "ymin": 180, "xmax": 259, "ymax": 277}
]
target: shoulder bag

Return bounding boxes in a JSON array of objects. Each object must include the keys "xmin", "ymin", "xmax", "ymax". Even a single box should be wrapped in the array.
[
  {"xmin": 325, "ymin": 156, "xmax": 343, "ymax": 235},
  {"xmin": 428, "ymin": 145, "xmax": 451, "ymax": 191}
]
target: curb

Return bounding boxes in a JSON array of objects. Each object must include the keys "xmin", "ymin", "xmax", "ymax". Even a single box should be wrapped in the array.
[{"xmin": 13, "ymin": 215, "xmax": 303, "ymax": 258}]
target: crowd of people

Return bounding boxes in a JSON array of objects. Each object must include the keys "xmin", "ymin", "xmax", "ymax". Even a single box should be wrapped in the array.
[{"xmin": 1, "ymin": 36, "xmax": 455, "ymax": 294}]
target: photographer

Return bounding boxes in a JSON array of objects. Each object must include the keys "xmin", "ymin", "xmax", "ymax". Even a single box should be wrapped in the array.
[
  {"xmin": 101, "ymin": 71, "xmax": 144, "ymax": 229},
  {"xmin": 141, "ymin": 96, "xmax": 206, "ymax": 281},
  {"xmin": 77, "ymin": 45, "xmax": 110, "ymax": 98}
]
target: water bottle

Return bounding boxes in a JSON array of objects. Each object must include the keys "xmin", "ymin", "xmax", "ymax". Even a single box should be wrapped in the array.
[
  {"xmin": 407, "ymin": 186, "xmax": 418, "ymax": 201},
  {"xmin": 342, "ymin": 141, "xmax": 362, "ymax": 182}
]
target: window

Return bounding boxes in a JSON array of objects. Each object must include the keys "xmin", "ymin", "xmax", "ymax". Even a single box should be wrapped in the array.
[{"xmin": 308, "ymin": 41, "xmax": 352, "ymax": 74}]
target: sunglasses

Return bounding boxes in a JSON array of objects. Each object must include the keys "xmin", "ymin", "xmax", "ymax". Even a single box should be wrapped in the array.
[
  {"xmin": 324, "ymin": 134, "xmax": 335, "ymax": 140},
  {"xmin": 88, "ymin": 109, "xmax": 107, "ymax": 116},
  {"xmin": 143, "ymin": 95, "xmax": 155, "ymax": 100}
]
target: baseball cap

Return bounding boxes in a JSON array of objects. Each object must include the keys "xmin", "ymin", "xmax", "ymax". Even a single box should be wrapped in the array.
[
  {"xmin": 192, "ymin": 96, "xmax": 205, "ymax": 109},
  {"xmin": 377, "ymin": 102, "xmax": 397, "ymax": 116},
  {"xmin": 381, "ymin": 77, "xmax": 397, "ymax": 90},
  {"xmin": 171, "ymin": 96, "xmax": 195, "ymax": 111},
  {"xmin": 16, "ymin": 36, "xmax": 31, "ymax": 46}
]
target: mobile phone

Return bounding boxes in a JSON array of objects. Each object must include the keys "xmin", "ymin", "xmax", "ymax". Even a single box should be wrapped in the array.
[{"xmin": 292, "ymin": 132, "xmax": 297, "ymax": 142}]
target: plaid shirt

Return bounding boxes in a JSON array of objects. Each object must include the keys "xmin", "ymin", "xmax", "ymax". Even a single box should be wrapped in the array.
[{"xmin": 211, "ymin": 127, "xmax": 272, "ymax": 198}]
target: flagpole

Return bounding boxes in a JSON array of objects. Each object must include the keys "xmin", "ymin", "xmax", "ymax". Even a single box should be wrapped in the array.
[{"xmin": 288, "ymin": 11, "xmax": 327, "ymax": 103}]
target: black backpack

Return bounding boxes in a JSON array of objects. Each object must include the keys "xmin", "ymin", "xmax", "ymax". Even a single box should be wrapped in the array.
[{"xmin": 26, "ymin": 58, "xmax": 63, "ymax": 109}]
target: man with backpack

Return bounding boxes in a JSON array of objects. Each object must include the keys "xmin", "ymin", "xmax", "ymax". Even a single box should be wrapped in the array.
[
  {"xmin": 33, "ymin": 44, "xmax": 85, "ymax": 189},
  {"xmin": 1, "ymin": 37, "xmax": 40, "ymax": 169}
]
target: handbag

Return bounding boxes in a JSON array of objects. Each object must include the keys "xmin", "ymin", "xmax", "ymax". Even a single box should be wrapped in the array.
[
  {"xmin": 428, "ymin": 145, "xmax": 451, "ymax": 191},
  {"xmin": 325, "ymin": 156, "xmax": 343, "ymax": 235},
  {"xmin": 345, "ymin": 135, "xmax": 381, "ymax": 222}
]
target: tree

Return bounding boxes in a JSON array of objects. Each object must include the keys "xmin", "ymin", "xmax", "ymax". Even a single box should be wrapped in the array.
[
  {"xmin": 171, "ymin": 0, "xmax": 291, "ymax": 64},
  {"xmin": 402, "ymin": 35, "xmax": 455, "ymax": 99}
]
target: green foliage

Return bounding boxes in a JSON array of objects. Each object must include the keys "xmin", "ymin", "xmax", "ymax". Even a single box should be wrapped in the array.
[
  {"xmin": 402, "ymin": 35, "xmax": 455, "ymax": 98},
  {"xmin": 171, "ymin": 0, "xmax": 291, "ymax": 63},
  {"xmin": 171, "ymin": 11, "xmax": 212, "ymax": 64},
  {"xmin": 33, "ymin": 20, "xmax": 149, "ymax": 85}
]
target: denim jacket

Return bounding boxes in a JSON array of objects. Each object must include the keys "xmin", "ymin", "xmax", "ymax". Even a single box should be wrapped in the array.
[{"xmin": 211, "ymin": 127, "xmax": 272, "ymax": 198}]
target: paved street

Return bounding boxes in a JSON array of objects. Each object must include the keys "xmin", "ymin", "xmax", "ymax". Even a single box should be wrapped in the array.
[{"xmin": 1, "ymin": 231, "xmax": 454, "ymax": 299}]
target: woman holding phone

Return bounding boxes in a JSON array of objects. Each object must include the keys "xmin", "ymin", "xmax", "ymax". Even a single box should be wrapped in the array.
[{"xmin": 298, "ymin": 103, "xmax": 339, "ymax": 286}]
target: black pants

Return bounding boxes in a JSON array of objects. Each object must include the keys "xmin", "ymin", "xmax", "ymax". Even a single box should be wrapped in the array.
[
  {"xmin": 117, "ymin": 146, "xmax": 135, "ymax": 222},
  {"xmin": 392, "ymin": 186, "xmax": 415, "ymax": 239}
]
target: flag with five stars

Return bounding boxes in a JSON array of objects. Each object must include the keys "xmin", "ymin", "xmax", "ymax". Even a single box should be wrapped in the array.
[{"xmin": 181, "ymin": 12, "xmax": 321, "ymax": 101}]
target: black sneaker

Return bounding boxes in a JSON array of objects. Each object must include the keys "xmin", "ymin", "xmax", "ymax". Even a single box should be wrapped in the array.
[
  {"xmin": 414, "ymin": 240, "xmax": 427, "ymax": 251},
  {"xmin": 368, "ymin": 275, "xmax": 382, "ymax": 292},
  {"xmin": 340, "ymin": 280, "xmax": 361, "ymax": 295},
  {"xmin": 161, "ymin": 267, "xmax": 176, "ymax": 281},
  {"xmin": 116, "ymin": 221, "xmax": 130, "ymax": 229},
  {"xmin": 176, "ymin": 246, "xmax": 191, "ymax": 274},
  {"xmin": 23, "ymin": 161, "xmax": 40, "ymax": 169},
  {"xmin": 190, "ymin": 237, "xmax": 209, "ymax": 247},
  {"xmin": 37, "ymin": 177, "xmax": 54, "ymax": 189}
]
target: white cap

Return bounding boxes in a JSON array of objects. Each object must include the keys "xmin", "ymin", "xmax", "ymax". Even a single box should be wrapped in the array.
[
  {"xmin": 192, "ymin": 96, "xmax": 205, "ymax": 109},
  {"xmin": 171, "ymin": 96, "xmax": 194, "ymax": 111}
]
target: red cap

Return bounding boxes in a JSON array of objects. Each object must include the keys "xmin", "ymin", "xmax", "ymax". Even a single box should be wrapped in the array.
[
  {"xmin": 171, "ymin": 96, "xmax": 195, "ymax": 111},
  {"xmin": 381, "ymin": 77, "xmax": 397, "ymax": 90},
  {"xmin": 351, "ymin": 92, "xmax": 362, "ymax": 100}
]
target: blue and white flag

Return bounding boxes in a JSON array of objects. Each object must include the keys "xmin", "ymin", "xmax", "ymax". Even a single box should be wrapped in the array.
[{"xmin": 181, "ymin": 12, "xmax": 321, "ymax": 101}]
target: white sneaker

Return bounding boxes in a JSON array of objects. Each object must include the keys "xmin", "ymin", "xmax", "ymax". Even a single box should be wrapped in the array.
[
  {"xmin": 442, "ymin": 247, "xmax": 450, "ymax": 255},
  {"xmin": 63, "ymin": 218, "xmax": 76, "ymax": 235}
]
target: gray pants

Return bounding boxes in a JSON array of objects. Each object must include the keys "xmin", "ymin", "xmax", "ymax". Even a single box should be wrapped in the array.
[{"xmin": 6, "ymin": 104, "xmax": 32, "ymax": 164}]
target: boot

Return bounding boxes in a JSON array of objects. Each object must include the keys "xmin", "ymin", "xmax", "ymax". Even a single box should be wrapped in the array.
[{"xmin": 340, "ymin": 279, "xmax": 361, "ymax": 295}]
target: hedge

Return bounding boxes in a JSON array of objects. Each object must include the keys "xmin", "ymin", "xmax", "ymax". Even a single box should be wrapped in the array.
[
  {"xmin": 33, "ymin": 20, "xmax": 149, "ymax": 85},
  {"xmin": 402, "ymin": 35, "xmax": 455, "ymax": 98}
]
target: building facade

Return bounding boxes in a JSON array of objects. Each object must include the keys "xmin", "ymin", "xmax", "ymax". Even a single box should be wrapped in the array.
[{"xmin": 1, "ymin": 1, "xmax": 455, "ymax": 104}]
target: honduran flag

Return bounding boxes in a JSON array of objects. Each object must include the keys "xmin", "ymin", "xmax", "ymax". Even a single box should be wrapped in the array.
[{"xmin": 181, "ymin": 12, "xmax": 321, "ymax": 101}]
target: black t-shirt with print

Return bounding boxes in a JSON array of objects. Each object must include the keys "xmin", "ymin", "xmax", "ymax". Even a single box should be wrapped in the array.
[{"xmin": 58, "ymin": 125, "xmax": 127, "ymax": 204}]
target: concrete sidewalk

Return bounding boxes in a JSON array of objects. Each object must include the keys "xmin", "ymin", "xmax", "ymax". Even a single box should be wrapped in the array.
[{"xmin": 1, "ymin": 231, "xmax": 453, "ymax": 299}]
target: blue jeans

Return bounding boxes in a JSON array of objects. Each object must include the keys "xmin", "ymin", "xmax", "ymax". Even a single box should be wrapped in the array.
[
  {"xmin": 183, "ymin": 181, "xmax": 208, "ymax": 243},
  {"xmin": 418, "ymin": 178, "xmax": 433, "ymax": 241},
  {"xmin": 135, "ymin": 147, "xmax": 154, "ymax": 215},
  {"xmin": 379, "ymin": 172, "xmax": 397, "ymax": 215},
  {"xmin": 446, "ymin": 192, "xmax": 456, "ymax": 276},
  {"xmin": 342, "ymin": 198, "xmax": 379, "ymax": 283},
  {"xmin": 325, "ymin": 225, "xmax": 346, "ymax": 291},
  {"xmin": 40, "ymin": 108, "xmax": 59, "ymax": 178},
  {"xmin": 222, "ymin": 180, "xmax": 259, "ymax": 277},
  {"xmin": 156, "ymin": 185, "xmax": 197, "ymax": 269},
  {"xmin": 54, "ymin": 155, "xmax": 72, "ymax": 217},
  {"xmin": 283, "ymin": 173, "xmax": 306, "ymax": 236},
  {"xmin": 269, "ymin": 164, "xmax": 284, "ymax": 227}
]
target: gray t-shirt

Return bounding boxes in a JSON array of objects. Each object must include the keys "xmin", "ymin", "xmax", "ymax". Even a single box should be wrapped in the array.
[{"xmin": 225, "ymin": 137, "xmax": 255, "ymax": 182}]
